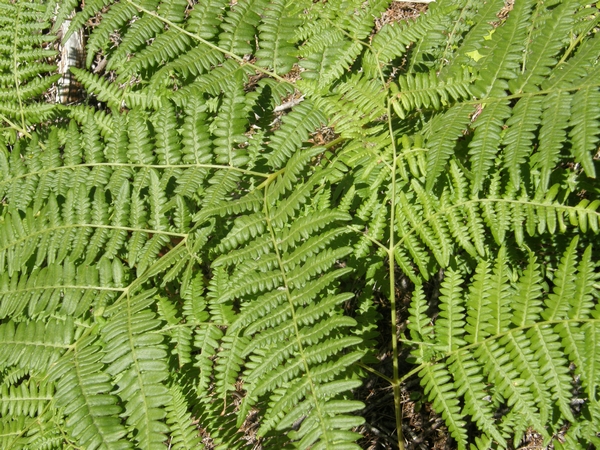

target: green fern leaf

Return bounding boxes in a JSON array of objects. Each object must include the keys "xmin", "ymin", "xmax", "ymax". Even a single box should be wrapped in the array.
[
  {"xmin": 165, "ymin": 383, "xmax": 202, "ymax": 449},
  {"xmin": 218, "ymin": 0, "xmax": 268, "ymax": 55},
  {"xmin": 300, "ymin": 40, "xmax": 362, "ymax": 91},
  {"xmin": 101, "ymin": 291, "xmax": 171, "ymax": 449},
  {"xmin": 392, "ymin": 69, "xmax": 472, "ymax": 119},
  {"xmin": 52, "ymin": 335, "xmax": 131, "ymax": 449},
  {"xmin": 484, "ymin": 246, "xmax": 512, "ymax": 336},
  {"xmin": 420, "ymin": 363, "xmax": 468, "ymax": 449},
  {"xmin": 503, "ymin": 95, "xmax": 543, "ymax": 188},
  {"xmin": 449, "ymin": 354, "xmax": 507, "ymax": 447},
  {"xmin": 468, "ymin": 100, "xmax": 511, "ymax": 193},
  {"xmin": 213, "ymin": 80, "xmax": 249, "ymax": 166},
  {"xmin": 464, "ymin": 259, "xmax": 491, "ymax": 344},
  {"xmin": 477, "ymin": 339, "xmax": 547, "ymax": 435},
  {"xmin": 569, "ymin": 86, "xmax": 600, "ymax": 178},
  {"xmin": 425, "ymin": 104, "xmax": 472, "ymax": 191},
  {"xmin": 534, "ymin": 90, "xmax": 571, "ymax": 192},
  {"xmin": 0, "ymin": 0, "xmax": 59, "ymax": 128},
  {"xmin": 435, "ymin": 269, "xmax": 466, "ymax": 353},
  {"xmin": 255, "ymin": 0, "xmax": 299, "ymax": 75},
  {"xmin": 508, "ymin": 1, "xmax": 576, "ymax": 94},
  {"xmin": 471, "ymin": 0, "xmax": 533, "ymax": 98},
  {"xmin": 83, "ymin": 0, "xmax": 142, "ymax": 67},
  {"xmin": 407, "ymin": 281, "xmax": 433, "ymax": 350},
  {"xmin": 267, "ymin": 101, "xmax": 327, "ymax": 168},
  {"xmin": 527, "ymin": 324, "xmax": 575, "ymax": 422},
  {"xmin": 542, "ymin": 236, "xmax": 579, "ymax": 322},
  {"xmin": 0, "ymin": 318, "xmax": 74, "ymax": 372},
  {"xmin": 511, "ymin": 252, "xmax": 545, "ymax": 328}
]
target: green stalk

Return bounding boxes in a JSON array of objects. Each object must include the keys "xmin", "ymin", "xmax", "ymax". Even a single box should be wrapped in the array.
[{"xmin": 387, "ymin": 97, "xmax": 404, "ymax": 450}]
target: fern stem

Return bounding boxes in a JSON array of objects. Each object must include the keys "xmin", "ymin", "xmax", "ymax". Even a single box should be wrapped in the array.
[
  {"xmin": 161, "ymin": 321, "xmax": 224, "ymax": 332},
  {"xmin": 255, "ymin": 167, "xmax": 285, "ymax": 190},
  {"xmin": 386, "ymin": 94, "xmax": 405, "ymax": 450},
  {"xmin": 323, "ymin": 136, "xmax": 346, "ymax": 149},
  {"xmin": 357, "ymin": 362, "xmax": 395, "ymax": 385},
  {"xmin": 396, "ymin": 365, "xmax": 425, "ymax": 386}
]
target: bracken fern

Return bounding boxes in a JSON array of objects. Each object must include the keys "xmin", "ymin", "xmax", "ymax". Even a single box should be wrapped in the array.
[{"xmin": 0, "ymin": 0, "xmax": 599, "ymax": 449}]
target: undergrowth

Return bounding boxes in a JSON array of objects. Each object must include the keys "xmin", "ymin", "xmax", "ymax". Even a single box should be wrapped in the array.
[{"xmin": 0, "ymin": 0, "xmax": 599, "ymax": 449}]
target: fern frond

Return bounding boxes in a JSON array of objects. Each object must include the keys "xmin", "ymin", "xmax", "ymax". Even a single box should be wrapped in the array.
[
  {"xmin": 366, "ymin": 1, "xmax": 458, "ymax": 77},
  {"xmin": 434, "ymin": 268, "xmax": 466, "ymax": 353},
  {"xmin": 407, "ymin": 281, "xmax": 433, "ymax": 350},
  {"xmin": 104, "ymin": 0, "xmax": 183, "ymax": 72},
  {"xmin": 52, "ymin": 334, "xmax": 131, "ymax": 449},
  {"xmin": 468, "ymin": 100, "xmax": 511, "ymax": 193},
  {"xmin": 542, "ymin": 31, "xmax": 600, "ymax": 90},
  {"xmin": 511, "ymin": 252, "xmax": 544, "ymax": 328},
  {"xmin": 3, "ymin": 1, "xmax": 600, "ymax": 448},
  {"xmin": 218, "ymin": 0, "xmax": 268, "ymax": 56},
  {"xmin": 148, "ymin": 46, "xmax": 224, "ymax": 94},
  {"xmin": 407, "ymin": 236, "xmax": 600, "ymax": 446},
  {"xmin": 508, "ymin": 1, "xmax": 577, "ymax": 94},
  {"xmin": 120, "ymin": 12, "xmax": 194, "ymax": 80},
  {"xmin": 101, "ymin": 290, "xmax": 171, "ymax": 449},
  {"xmin": 420, "ymin": 363, "xmax": 467, "ymax": 449},
  {"xmin": 213, "ymin": 80, "xmax": 249, "ymax": 166},
  {"xmin": 84, "ymin": 2, "xmax": 140, "ymax": 67},
  {"xmin": 542, "ymin": 236, "xmax": 579, "ymax": 322},
  {"xmin": 471, "ymin": 0, "xmax": 534, "ymax": 98},
  {"xmin": 442, "ymin": 0, "xmax": 505, "ymax": 77},
  {"xmin": 165, "ymin": 382, "xmax": 202, "ymax": 449},
  {"xmin": 449, "ymin": 354, "xmax": 507, "ymax": 447},
  {"xmin": 64, "ymin": 0, "xmax": 112, "ymax": 42},
  {"xmin": 534, "ymin": 90, "xmax": 571, "ymax": 191},
  {"xmin": 267, "ymin": 101, "xmax": 327, "ymax": 168},
  {"xmin": 70, "ymin": 68, "xmax": 126, "ymax": 110},
  {"xmin": 0, "ymin": 318, "xmax": 74, "ymax": 372},
  {"xmin": 255, "ymin": 0, "xmax": 299, "ymax": 75},
  {"xmin": 526, "ymin": 323, "xmax": 575, "ymax": 422},
  {"xmin": 424, "ymin": 103, "xmax": 471, "ymax": 191},
  {"xmin": 0, "ymin": 0, "xmax": 58, "ymax": 128},
  {"xmin": 392, "ymin": 69, "xmax": 472, "ymax": 119},
  {"xmin": 300, "ymin": 40, "xmax": 362, "ymax": 91},
  {"xmin": 464, "ymin": 259, "xmax": 491, "ymax": 344},
  {"xmin": 0, "ymin": 376, "xmax": 53, "ymax": 418},
  {"xmin": 476, "ymin": 338, "xmax": 547, "ymax": 437},
  {"xmin": 569, "ymin": 86, "xmax": 600, "ymax": 178},
  {"xmin": 172, "ymin": 60, "xmax": 255, "ymax": 102},
  {"xmin": 503, "ymin": 95, "xmax": 543, "ymax": 188},
  {"xmin": 321, "ymin": 72, "xmax": 388, "ymax": 138},
  {"xmin": 484, "ymin": 246, "xmax": 512, "ymax": 336}
]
